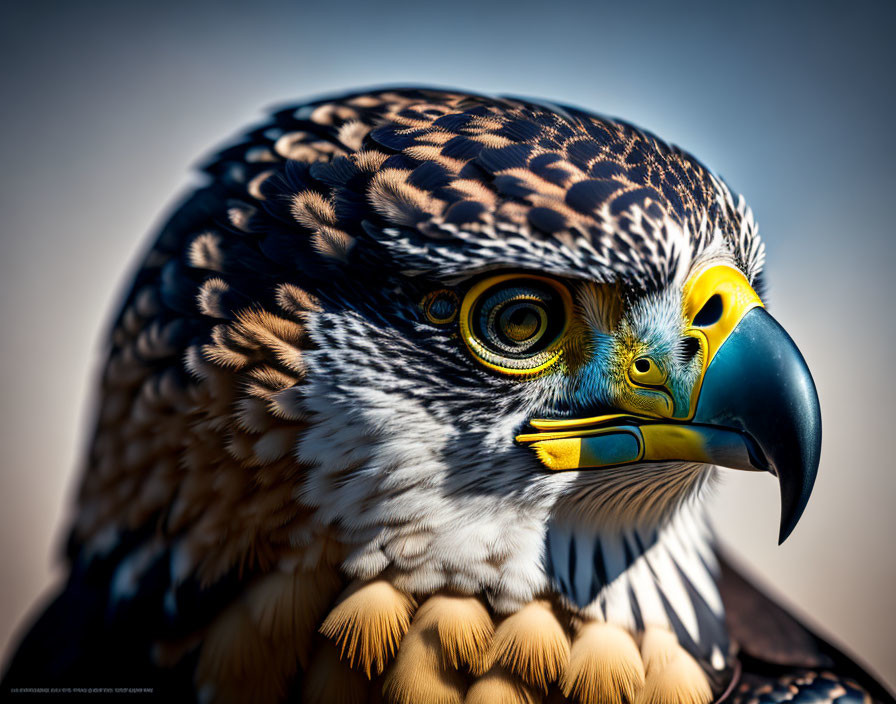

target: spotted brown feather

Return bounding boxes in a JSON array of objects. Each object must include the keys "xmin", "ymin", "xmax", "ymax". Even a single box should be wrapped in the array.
[{"xmin": 1, "ymin": 87, "xmax": 887, "ymax": 704}]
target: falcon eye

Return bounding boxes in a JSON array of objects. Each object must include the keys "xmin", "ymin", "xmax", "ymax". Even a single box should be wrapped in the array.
[
  {"xmin": 459, "ymin": 274, "xmax": 572, "ymax": 377},
  {"xmin": 628, "ymin": 356, "xmax": 666, "ymax": 386},
  {"xmin": 421, "ymin": 289, "xmax": 459, "ymax": 325}
]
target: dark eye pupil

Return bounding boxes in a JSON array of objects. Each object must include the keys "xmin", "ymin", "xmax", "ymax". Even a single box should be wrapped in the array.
[
  {"xmin": 429, "ymin": 297, "xmax": 454, "ymax": 319},
  {"xmin": 509, "ymin": 308, "xmax": 532, "ymax": 327},
  {"xmin": 471, "ymin": 280, "xmax": 565, "ymax": 361},
  {"xmin": 503, "ymin": 307, "xmax": 540, "ymax": 341},
  {"xmin": 634, "ymin": 358, "xmax": 651, "ymax": 373},
  {"xmin": 693, "ymin": 294, "xmax": 723, "ymax": 327}
]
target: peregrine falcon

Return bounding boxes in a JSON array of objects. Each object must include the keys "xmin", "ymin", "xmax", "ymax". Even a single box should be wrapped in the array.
[{"xmin": 3, "ymin": 87, "xmax": 892, "ymax": 704}]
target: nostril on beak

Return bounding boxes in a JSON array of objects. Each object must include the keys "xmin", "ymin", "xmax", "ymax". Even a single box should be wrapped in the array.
[
  {"xmin": 680, "ymin": 336, "xmax": 701, "ymax": 364},
  {"xmin": 693, "ymin": 293, "xmax": 723, "ymax": 327}
]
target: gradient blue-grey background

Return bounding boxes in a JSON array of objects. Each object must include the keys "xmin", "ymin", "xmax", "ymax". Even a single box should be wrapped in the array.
[{"xmin": 1, "ymin": 0, "xmax": 894, "ymax": 686}]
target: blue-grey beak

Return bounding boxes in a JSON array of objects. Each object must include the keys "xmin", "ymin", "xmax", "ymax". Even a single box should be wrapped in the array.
[{"xmin": 693, "ymin": 307, "xmax": 822, "ymax": 543}]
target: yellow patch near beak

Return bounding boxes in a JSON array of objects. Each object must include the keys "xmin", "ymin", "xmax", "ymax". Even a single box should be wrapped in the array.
[
  {"xmin": 521, "ymin": 422, "xmax": 750, "ymax": 472},
  {"xmin": 518, "ymin": 264, "xmax": 769, "ymax": 473}
]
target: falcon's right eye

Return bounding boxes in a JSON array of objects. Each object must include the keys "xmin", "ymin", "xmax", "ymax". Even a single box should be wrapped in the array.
[{"xmin": 459, "ymin": 274, "xmax": 572, "ymax": 377}]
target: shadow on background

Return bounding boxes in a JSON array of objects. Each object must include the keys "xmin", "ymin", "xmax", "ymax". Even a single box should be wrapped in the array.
[{"xmin": 1, "ymin": 0, "xmax": 893, "ymax": 686}]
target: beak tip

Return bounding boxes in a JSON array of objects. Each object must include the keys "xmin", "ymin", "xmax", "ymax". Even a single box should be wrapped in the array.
[
  {"xmin": 777, "ymin": 505, "xmax": 805, "ymax": 543},
  {"xmin": 695, "ymin": 306, "xmax": 822, "ymax": 545},
  {"xmin": 775, "ymin": 431, "xmax": 821, "ymax": 546},
  {"xmin": 776, "ymin": 458, "xmax": 819, "ymax": 545},
  {"xmin": 777, "ymin": 520, "xmax": 796, "ymax": 545}
]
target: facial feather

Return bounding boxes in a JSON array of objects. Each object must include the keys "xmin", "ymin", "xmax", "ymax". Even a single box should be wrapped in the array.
[{"xmin": 56, "ymin": 88, "xmax": 772, "ymax": 703}]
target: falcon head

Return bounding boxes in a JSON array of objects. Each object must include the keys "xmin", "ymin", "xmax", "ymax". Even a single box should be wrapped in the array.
[
  {"xmin": 292, "ymin": 92, "xmax": 820, "ymax": 586},
  {"xmin": 69, "ymin": 88, "xmax": 822, "ymax": 703}
]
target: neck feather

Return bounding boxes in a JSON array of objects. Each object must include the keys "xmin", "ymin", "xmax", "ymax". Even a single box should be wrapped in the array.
[{"xmin": 545, "ymin": 502, "xmax": 728, "ymax": 671}]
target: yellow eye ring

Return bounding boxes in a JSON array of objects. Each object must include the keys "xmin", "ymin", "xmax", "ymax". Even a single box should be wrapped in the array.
[
  {"xmin": 421, "ymin": 289, "xmax": 459, "ymax": 325},
  {"xmin": 459, "ymin": 273, "xmax": 573, "ymax": 377},
  {"xmin": 628, "ymin": 356, "xmax": 667, "ymax": 386}
]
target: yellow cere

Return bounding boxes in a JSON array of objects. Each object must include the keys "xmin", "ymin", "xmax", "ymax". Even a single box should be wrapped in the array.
[
  {"xmin": 683, "ymin": 264, "xmax": 763, "ymax": 366},
  {"xmin": 677, "ymin": 263, "xmax": 764, "ymax": 419},
  {"xmin": 516, "ymin": 264, "xmax": 765, "ymax": 470}
]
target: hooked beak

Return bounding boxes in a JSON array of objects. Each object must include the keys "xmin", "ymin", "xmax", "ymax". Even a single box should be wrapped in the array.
[
  {"xmin": 517, "ymin": 267, "xmax": 822, "ymax": 543},
  {"xmin": 690, "ymin": 306, "xmax": 821, "ymax": 542}
]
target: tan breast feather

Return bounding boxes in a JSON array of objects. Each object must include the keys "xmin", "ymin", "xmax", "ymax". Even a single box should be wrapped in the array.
[{"xmin": 189, "ymin": 571, "xmax": 714, "ymax": 704}]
